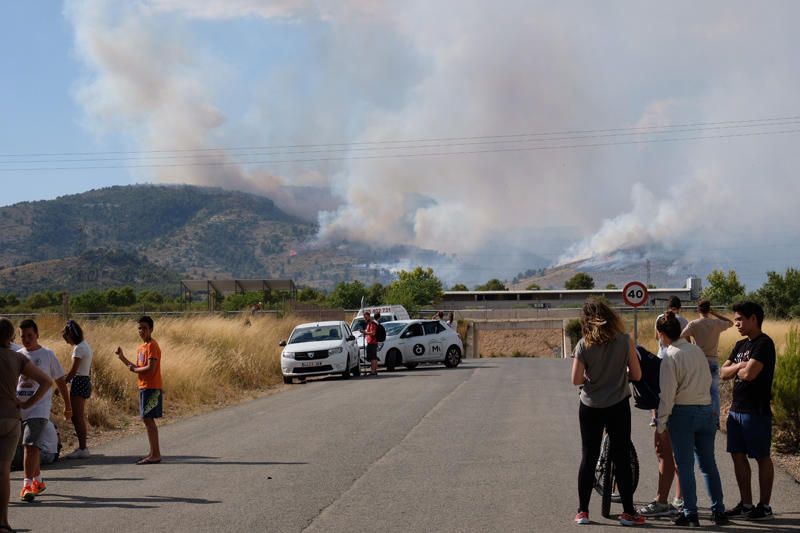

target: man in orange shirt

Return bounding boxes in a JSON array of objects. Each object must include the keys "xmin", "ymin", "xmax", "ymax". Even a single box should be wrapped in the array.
[{"xmin": 116, "ymin": 316, "xmax": 162, "ymax": 465}]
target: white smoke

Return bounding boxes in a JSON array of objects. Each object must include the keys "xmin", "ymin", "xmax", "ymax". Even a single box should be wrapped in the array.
[{"xmin": 66, "ymin": 0, "xmax": 800, "ymax": 285}]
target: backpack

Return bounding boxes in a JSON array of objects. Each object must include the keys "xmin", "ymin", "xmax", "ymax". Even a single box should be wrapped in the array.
[
  {"xmin": 375, "ymin": 323, "xmax": 387, "ymax": 342},
  {"xmin": 630, "ymin": 345, "xmax": 661, "ymax": 410}
]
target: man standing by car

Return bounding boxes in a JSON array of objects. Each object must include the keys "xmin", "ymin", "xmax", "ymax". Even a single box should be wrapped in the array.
[{"xmin": 363, "ymin": 311, "xmax": 379, "ymax": 376}]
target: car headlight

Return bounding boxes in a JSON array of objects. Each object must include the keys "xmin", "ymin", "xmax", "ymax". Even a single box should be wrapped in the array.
[
  {"xmin": 328, "ymin": 347, "xmax": 343, "ymax": 355},
  {"xmin": 282, "ymin": 352, "xmax": 295, "ymax": 359}
]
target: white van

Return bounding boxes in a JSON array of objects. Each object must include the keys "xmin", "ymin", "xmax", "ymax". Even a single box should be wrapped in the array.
[{"xmin": 350, "ymin": 305, "xmax": 410, "ymax": 335}]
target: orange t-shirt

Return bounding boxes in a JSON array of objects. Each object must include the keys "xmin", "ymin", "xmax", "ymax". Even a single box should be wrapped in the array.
[{"xmin": 136, "ymin": 339, "xmax": 162, "ymax": 390}]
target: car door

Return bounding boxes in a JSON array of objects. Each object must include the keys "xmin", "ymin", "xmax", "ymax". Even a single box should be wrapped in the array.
[
  {"xmin": 423, "ymin": 321, "xmax": 445, "ymax": 361},
  {"xmin": 342, "ymin": 323, "xmax": 357, "ymax": 366},
  {"xmin": 398, "ymin": 322, "xmax": 426, "ymax": 362}
]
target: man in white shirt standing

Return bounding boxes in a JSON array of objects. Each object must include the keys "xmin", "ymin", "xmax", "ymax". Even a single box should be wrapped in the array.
[{"xmin": 16, "ymin": 319, "xmax": 71, "ymax": 502}]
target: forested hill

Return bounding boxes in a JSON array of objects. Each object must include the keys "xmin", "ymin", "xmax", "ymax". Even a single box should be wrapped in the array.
[{"xmin": 0, "ymin": 184, "xmax": 394, "ymax": 296}]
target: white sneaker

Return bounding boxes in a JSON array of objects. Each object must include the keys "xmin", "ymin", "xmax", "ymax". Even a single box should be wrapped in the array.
[
  {"xmin": 64, "ymin": 448, "xmax": 90, "ymax": 459},
  {"xmin": 672, "ymin": 497, "xmax": 684, "ymax": 510}
]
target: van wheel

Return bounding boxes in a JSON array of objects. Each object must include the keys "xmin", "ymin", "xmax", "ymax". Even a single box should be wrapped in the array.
[
  {"xmin": 283, "ymin": 376, "xmax": 293, "ymax": 384},
  {"xmin": 444, "ymin": 346, "xmax": 461, "ymax": 368},
  {"xmin": 386, "ymin": 349, "xmax": 401, "ymax": 371},
  {"xmin": 404, "ymin": 363, "xmax": 418, "ymax": 370},
  {"xmin": 341, "ymin": 356, "xmax": 351, "ymax": 379}
]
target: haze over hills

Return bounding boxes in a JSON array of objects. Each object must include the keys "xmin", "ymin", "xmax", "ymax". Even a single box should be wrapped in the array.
[{"xmin": 0, "ymin": 184, "xmax": 461, "ymax": 296}]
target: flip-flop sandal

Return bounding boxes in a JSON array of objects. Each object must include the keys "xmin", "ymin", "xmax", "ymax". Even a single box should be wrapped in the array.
[{"xmin": 136, "ymin": 458, "xmax": 162, "ymax": 465}]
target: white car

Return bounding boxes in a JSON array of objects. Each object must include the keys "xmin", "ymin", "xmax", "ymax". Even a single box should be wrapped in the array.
[
  {"xmin": 280, "ymin": 321, "xmax": 360, "ymax": 383},
  {"xmin": 366, "ymin": 319, "xmax": 463, "ymax": 371}
]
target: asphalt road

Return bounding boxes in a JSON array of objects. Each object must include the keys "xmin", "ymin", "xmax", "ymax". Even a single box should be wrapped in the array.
[{"xmin": 10, "ymin": 358, "xmax": 800, "ymax": 532}]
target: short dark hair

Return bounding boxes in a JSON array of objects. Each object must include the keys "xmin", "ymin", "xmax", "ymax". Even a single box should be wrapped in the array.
[
  {"xmin": 697, "ymin": 300, "xmax": 711, "ymax": 314},
  {"xmin": 19, "ymin": 318, "xmax": 38, "ymax": 335},
  {"xmin": 656, "ymin": 311, "xmax": 682, "ymax": 341},
  {"xmin": 373, "ymin": 311, "xmax": 381, "ymax": 319},
  {"xmin": 668, "ymin": 296, "xmax": 682, "ymax": 309},
  {"xmin": 62, "ymin": 319, "xmax": 85, "ymax": 344},
  {"xmin": 0, "ymin": 317, "xmax": 14, "ymax": 346},
  {"xmin": 732, "ymin": 301, "xmax": 764, "ymax": 327},
  {"xmin": 138, "ymin": 315, "xmax": 154, "ymax": 330}
]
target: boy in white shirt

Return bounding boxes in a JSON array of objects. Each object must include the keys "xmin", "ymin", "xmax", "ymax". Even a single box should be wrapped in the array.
[{"xmin": 16, "ymin": 319, "xmax": 71, "ymax": 502}]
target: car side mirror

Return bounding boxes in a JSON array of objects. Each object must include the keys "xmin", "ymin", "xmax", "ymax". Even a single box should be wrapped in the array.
[
  {"xmin": 347, "ymin": 335, "xmax": 355, "ymax": 342},
  {"xmin": 279, "ymin": 340, "xmax": 286, "ymax": 347}
]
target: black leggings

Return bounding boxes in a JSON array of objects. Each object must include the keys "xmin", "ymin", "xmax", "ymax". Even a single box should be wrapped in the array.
[{"xmin": 577, "ymin": 398, "xmax": 635, "ymax": 514}]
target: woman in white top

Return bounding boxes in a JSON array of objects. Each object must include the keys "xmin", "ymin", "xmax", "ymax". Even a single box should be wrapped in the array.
[
  {"xmin": 62, "ymin": 320, "xmax": 92, "ymax": 459},
  {"xmin": 655, "ymin": 312, "xmax": 725, "ymax": 526}
]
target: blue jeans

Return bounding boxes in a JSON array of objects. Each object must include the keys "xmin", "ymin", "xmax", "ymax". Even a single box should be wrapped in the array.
[
  {"xmin": 709, "ymin": 361, "xmax": 720, "ymax": 426},
  {"xmin": 668, "ymin": 404, "xmax": 724, "ymax": 516}
]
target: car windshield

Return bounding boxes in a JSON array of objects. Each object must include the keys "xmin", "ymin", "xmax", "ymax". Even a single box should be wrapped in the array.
[
  {"xmin": 289, "ymin": 326, "xmax": 341, "ymax": 344},
  {"xmin": 383, "ymin": 322, "xmax": 406, "ymax": 337}
]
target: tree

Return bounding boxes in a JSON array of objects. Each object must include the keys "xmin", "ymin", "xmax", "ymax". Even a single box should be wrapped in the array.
[
  {"xmin": 104, "ymin": 286, "xmax": 136, "ymax": 307},
  {"xmin": 702, "ymin": 269, "xmax": 746, "ymax": 306},
  {"xmin": 138, "ymin": 290, "xmax": 165, "ymax": 306},
  {"xmin": 72, "ymin": 290, "xmax": 109, "ymax": 313},
  {"xmin": 450, "ymin": 283, "xmax": 468, "ymax": 291},
  {"xmin": 565, "ymin": 273, "xmax": 595, "ymax": 290},
  {"xmin": 328, "ymin": 281, "xmax": 367, "ymax": 309},
  {"xmin": 475, "ymin": 278, "xmax": 507, "ymax": 291},
  {"xmin": 297, "ymin": 287, "xmax": 324, "ymax": 303},
  {"xmin": 366, "ymin": 283, "xmax": 386, "ymax": 306},
  {"xmin": 385, "ymin": 267, "xmax": 443, "ymax": 313},
  {"xmin": 526, "ymin": 283, "xmax": 541, "ymax": 290},
  {"xmin": 605, "ymin": 283, "xmax": 618, "ymax": 290},
  {"xmin": 756, "ymin": 268, "xmax": 800, "ymax": 318}
]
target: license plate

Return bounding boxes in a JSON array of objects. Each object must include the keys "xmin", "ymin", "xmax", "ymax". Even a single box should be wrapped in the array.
[{"xmin": 301, "ymin": 361, "xmax": 325, "ymax": 367}]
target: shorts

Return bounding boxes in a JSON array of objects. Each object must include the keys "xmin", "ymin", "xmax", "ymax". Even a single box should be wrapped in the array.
[
  {"xmin": 71, "ymin": 375, "xmax": 92, "ymax": 399},
  {"xmin": 727, "ymin": 410, "xmax": 772, "ymax": 459},
  {"xmin": 366, "ymin": 344, "xmax": 378, "ymax": 362},
  {"xmin": 21, "ymin": 418, "xmax": 48, "ymax": 448},
  {"xmin": 0, "ymin": 417, "xmax": 20, "ymax": 462},
  {"xmin": 139, "ymin": 389, "xmax": 163, "ymax": 419}
]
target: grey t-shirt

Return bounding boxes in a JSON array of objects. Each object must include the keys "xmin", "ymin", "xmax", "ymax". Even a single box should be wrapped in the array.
[{"xmin": 574, "ymin": 333, "xmax": 632, "ymax": 408}]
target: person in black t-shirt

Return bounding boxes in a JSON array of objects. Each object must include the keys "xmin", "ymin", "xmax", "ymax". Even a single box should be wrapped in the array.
[{"xmin": 720, "ymin": 301, "xmax": 775, "ymax": 521}]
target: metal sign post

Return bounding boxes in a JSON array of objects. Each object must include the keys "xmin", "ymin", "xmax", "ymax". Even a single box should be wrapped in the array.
[{"xmin": 622, "ymin": 280, "xmax": 649, "ymax": 346}]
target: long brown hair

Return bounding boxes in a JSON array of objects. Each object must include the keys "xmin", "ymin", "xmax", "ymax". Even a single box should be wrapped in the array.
[{"xmin": 580, "ymin": 298, "xmax": 625, "ymax": 346}]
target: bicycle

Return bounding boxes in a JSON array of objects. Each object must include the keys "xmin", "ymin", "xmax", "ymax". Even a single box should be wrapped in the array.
[{"xmin": 594, "ymin": 431, "xmax": 640, "ymax": 518}]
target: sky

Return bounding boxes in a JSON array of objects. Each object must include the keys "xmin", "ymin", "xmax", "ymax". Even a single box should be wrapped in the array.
[{"xmin": 2, "ymin": 1, "xmax": 800, "ymax": 289}]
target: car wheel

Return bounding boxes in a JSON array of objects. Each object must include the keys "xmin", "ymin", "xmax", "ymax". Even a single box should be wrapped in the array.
[
  {"xmin": 352, "ymin": 354, "xmax": 361, "ymax": 377},
  {"xmin": 341, "ymin": 356, "xmax": 351, "ymax": 379},
  {"xmin": 444, "ymin": 345, "xmax": 461, "ymax": 368},
  {"xmin": 283, "ymin": 376, "xmax": 293, "ymax": 384},
  {"xmin": 403, "ymin": 362, "xmax": 419, "ymax": 370},
  {"xmin": 386, "ymin": 348, "xmax": 401, "ymax": 371}
]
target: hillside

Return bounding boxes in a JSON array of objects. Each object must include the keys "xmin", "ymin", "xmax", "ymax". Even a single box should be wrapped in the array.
[{"xmin": 0, "ymin": 184, "xmax": 447, "ymax": 296}]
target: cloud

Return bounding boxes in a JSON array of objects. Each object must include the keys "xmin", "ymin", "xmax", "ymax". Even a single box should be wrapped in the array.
[{"xmin": 66, "ymin": 0, "xmax": 800, "ymax": 285}]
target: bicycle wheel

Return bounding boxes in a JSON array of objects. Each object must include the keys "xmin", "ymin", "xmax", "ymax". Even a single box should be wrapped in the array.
[
  {"xmin": 601, "ymin": 457, "xmax": 615, "ymax": 518},
  {"xmin": 593, "ymin": 433, "xmax": 610, "ymax": 496}
]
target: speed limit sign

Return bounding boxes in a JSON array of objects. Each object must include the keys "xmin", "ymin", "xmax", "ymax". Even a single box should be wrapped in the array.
[{"xmin": 622, "ymin": 281, "xmax": 649, "ymax": 307}]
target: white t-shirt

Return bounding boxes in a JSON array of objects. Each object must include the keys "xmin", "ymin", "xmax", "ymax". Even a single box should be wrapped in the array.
[
  {"xmin": 10, "ymin": 342, "xmax": 22, "ymax": 351},
  {"xmin": 16, "ymin": 346, "xmax": 65, "ymax": 420},
  {"xmin": 72, "ymin": 341, "xmax": 93, "ymax": 376},
  {"xmin": 656, "ymin": 312, "xmax": 689, "ymax": 358}
]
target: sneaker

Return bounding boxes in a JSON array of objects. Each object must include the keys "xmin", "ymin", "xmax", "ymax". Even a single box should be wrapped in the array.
[
  {"xmin": 19, "ymin": 484, "xmax": 35, "ymax": 502},
  {"xmin": 637, "ymin": 500, "xmax": 673, "ymax": 517},
  {"xmin": 712, "ymin": 511, "xmax": 730, "ymax": 525},
  {"xmin": 619, "ymin": 513, "xmax": 646, "ymax": 526},
  {"xmin": 673, "ymin": 513, "xmax": 700, "ymax": 527},
  {"xmin": 574, "ymin": 511, "xmax": 590, "ymax": 525},
  {"xmin": 65, "ymin": 447, "xmax": 90, "ymax": 459},
  {"xmin": 746, "ymin": 503, "xmax": 773, "ymax": 520},
  {"xmin": 31, "ymin": 479, "xmax": 46, "ymax": 495},
  {"xmin": 672, "ymin": 497, "xmax": 684, "ymax": 509},
  {"xmin": 649, "ymin": 417, "xmax": 656, "ymax": 427},
  {"xmin": 725, "ymin": 501, "xmax": 753, "ymax": 517}
]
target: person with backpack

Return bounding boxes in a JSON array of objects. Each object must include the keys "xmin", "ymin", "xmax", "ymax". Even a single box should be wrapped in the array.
[
  {"xmin": 373, "ymin": 312, "xmax": 387, "ymax": 343},
  {"xmin": 633, "ymin": 346, "xmax": 683, "ymax": 517},
  {"xmin": 363, "ymin": 312, "xmax": 379, "ymax": 376}
]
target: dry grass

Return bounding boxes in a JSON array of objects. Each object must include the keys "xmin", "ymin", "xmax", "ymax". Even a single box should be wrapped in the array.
[{"xmin": 29, "ymin": 314, "xmax": 297, "ymax": 448}]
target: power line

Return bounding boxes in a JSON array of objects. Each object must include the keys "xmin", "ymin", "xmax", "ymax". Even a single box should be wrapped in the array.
[
  {"xmin": 2, "ymin": 127, "xmax": 799, "ymax": 172},
  {"xmin": 1, "ymin": 114, "xmax": 799, "ymax": 159}
]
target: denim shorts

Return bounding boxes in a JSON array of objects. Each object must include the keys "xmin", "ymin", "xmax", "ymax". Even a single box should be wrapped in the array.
[{"xmin": 727, "ymin": 410, "xmax": 772, "ymax": 459}]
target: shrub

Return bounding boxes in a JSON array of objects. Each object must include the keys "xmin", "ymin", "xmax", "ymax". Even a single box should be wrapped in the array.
[
  {"xmin": 565, "ymin": 273, "xmax": 594, "ymax": 290},
  {"xmin": 773, "ymin": 326, "xmax": 800, "ymax": 453},
  {"xmin": 565, "ymin": 319, "xmax": 582, "ymax": 348}
]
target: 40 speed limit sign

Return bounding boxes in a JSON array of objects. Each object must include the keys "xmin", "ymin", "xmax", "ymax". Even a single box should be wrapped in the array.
[{"xmin": 622, "ymin": 281, "xmax": 649, "ymax": 307}]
